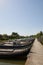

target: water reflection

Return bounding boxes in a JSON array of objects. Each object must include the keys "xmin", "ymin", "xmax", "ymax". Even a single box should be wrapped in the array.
[{"xmin": 0, "ymin": 58, "xmax": 26, "ymax": 65}]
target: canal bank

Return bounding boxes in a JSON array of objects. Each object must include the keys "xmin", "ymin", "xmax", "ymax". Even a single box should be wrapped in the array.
[{"xmin": 25, "ymin": 39, "xmax": 43, "ymax": 65}]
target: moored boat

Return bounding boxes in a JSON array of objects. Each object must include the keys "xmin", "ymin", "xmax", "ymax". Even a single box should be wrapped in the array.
[{"xmin": 0, "ymin": 38, "xmax": 35, "ymax": 59}]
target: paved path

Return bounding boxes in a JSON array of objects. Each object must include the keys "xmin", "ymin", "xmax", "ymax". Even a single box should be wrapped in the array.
[{"xmin": 25, "ymin": 39, "xmax": 43, "ymax": 65}]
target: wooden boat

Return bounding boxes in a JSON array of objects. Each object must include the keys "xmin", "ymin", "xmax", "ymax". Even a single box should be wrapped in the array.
[{"xmin": 0, "ymin": 38, "xmax": 35, "ymax": 59}]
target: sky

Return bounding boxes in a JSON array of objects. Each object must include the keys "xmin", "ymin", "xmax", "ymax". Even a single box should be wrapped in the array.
[{"xmin": 0, "ymin": 0, "xmax": 43, "ymax": 36}]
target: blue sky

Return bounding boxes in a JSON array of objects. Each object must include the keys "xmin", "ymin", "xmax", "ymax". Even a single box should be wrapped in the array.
[{"xmin": 0, "ymin": 0, "xmax": 43, "ymax": 36}]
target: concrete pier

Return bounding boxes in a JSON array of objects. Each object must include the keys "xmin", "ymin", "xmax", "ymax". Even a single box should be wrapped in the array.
[{"xmin": 25, "ymin": 39, "xmax": 43, "ymax": 65}]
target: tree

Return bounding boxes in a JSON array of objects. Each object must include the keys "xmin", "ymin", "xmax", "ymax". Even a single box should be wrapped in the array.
[
  {"xmin": 0, "ymin": 34, "xmax": 3, "ymax": 40},
  {"xmin": 10, "ymin": 32, "xmax": 20, "ymax": 39},
  {"xmin": 36, "ymin": 31, "xmax": 43, "ymax": 38},
  {"xmin": 40, "ymin": 31, "xmax": 43, "ymax": 36},
  {"xmin": 2, "ymin": 34, "xmax": 9, "ymax": 40}
]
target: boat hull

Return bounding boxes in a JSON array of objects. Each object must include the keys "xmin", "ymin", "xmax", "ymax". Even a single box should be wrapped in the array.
[{"xmin": 0, "ymin": 47, "xmax": 32, "ymax": 59}]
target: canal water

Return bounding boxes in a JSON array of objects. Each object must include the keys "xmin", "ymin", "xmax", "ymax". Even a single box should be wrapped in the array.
[{"xmin": 0, "ymin": 59, "xmax": 26, "ymax": 65}]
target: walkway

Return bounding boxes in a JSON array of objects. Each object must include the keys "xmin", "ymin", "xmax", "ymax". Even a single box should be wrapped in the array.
[{"xmin": 25, "ymin": 39, "xmax": 43, "ymax": 65}]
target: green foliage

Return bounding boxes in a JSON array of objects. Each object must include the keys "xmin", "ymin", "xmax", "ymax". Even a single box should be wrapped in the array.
[
  {"xmin": 0, "ymin": 32, "xmax": 25, "ymax": 41},
  {"xmin": 36, "ymin": 31, "xmax": 43, "ymax": 38},
  {"xmin": 36, "ymin": 31, "xmax": 43, "ymax": 45},
  {"xmin": 0, "ymin": 34, "xmax": 3, "ymax": 40},
  {"xmin": 2, "ymin": 34, "xmax": 9, "ymax": 40},
  {"xmin": 11, "ymin": 32, "xmax": 20, "ymax": 39}
]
